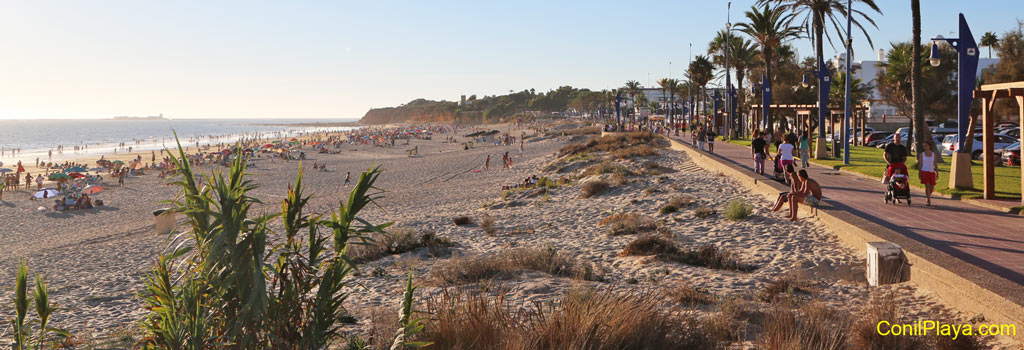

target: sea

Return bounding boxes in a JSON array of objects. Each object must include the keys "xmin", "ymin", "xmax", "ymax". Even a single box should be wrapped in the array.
[{"xmin": 0, "ymin": 118, "xmax": 359, "ymax": 165}]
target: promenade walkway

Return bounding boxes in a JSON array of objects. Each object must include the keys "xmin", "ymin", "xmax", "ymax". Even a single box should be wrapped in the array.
[{"xmin": 674, "ymin": 133, "xmax": 1024, "ymax": 286}]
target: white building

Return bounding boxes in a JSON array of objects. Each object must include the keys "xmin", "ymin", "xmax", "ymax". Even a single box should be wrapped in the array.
[{"xmin": 837, "ymin": 49, "xmax": 998, "ymax": 126}]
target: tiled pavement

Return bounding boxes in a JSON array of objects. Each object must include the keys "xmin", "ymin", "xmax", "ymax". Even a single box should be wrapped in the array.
[{"xmin": 674, "ymin": 134, "xmax": 1024, "ymax": 285}]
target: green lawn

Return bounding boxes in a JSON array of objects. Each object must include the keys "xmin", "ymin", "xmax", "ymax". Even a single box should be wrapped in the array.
[{"xmin": 725, "ymin": 138, "xmax": 1021, "ymax": 200}]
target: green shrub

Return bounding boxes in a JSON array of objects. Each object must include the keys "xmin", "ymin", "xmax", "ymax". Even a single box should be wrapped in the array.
[{"xmin": 723, "ymin": 198, "xmax": 754, "ymax": 220}]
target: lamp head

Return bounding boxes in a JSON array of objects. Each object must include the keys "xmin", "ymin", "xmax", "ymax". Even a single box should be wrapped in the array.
[
  {"xmin": 929, "ymin": 42, "xmax": 941, "ymax": 67},
  {"xmin": 801, "ymin": 73, "xmax": 810, "ymax": 88}
]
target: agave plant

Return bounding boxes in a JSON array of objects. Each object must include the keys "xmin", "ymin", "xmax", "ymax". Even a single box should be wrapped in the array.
[{"xmin": 139, "ymin": 134, "xmax": 409, "ymax": 349}]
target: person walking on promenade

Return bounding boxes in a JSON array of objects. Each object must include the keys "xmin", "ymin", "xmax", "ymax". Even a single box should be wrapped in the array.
[
  {"xmin": 752, "ymin": 131, "xmax": 769, "ymax": 175},
  {"xmin": 777, "ymin": 136, "xmax": 796, "ymax": 184},
  {"xmin": 787, "ymin": 169, "xmax": 822, "ymax": 221},
  {"xmin": 706, "ymin": 127, "xmax": 717, "ymax": 153},
  {"xmin": 918, "ymin": 139, "xmax": 939, "ymax": 206},
  {"xmin": 697, "ymin": 125, "xmax": 706, "ymax": 151},
  {"xmin": 485, "ymin": 154, "xmax": 491, "ymax": 169},
  {"xmin": 798, "ymin": 129, "xmax": 811, "ymax": 168},
  {"xmin": 344, "ymin": 172, "xmax": 351, "ymax": 186}
]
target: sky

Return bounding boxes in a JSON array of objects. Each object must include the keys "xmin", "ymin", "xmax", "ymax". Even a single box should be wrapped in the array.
[{"xmin": 0, "ymin": 0, "xmax": 1021, "ymax": 120}]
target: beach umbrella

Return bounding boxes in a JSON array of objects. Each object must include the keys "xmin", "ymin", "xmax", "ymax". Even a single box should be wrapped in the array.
[
  {"xmin": 263, "ymin": 144, "xmax": 274, "ymax": 148},
  {"xmin": 82, "ymin": 185, "xmax": 105, "ymax": 194},
  {"xmin": 68, "ymin": 172, "xmax": 85, "ymax": 179},
  {"xmin": 272, "ymin": 140, "xmax": 281, "ymax": 143},
  {"xmin": 112, "ymin": 160, "xmax": 125, "ymax": 165},
  {"xmin": 0, "ymin": 168, "xmax": 12, "ymax": 173},
  {"xmin": 89, "ymin": 167, "xmax": 107, "ymax": 172},
  {"xmin": 290, "ymin": 138, "xmax": 298, "ymax": 141},
  {"xmin": 33, "ymin": 188, "xmax": 58, "ymax": 199},
  {"xmin": 48, "ymin": 173, "xmax": 70, "ymax": 180},
  {"xmin": 64, "ymin": 166, "xmax": 88, "ymax": 173}
]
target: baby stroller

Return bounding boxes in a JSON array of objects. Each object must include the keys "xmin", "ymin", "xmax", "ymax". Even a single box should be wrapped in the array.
[
  {"xmin": 885, "ymin": 169, "xmax": 912, "ymax": 205},
  {"xmin": 772, "ymin": 157, "xmax": 786, "ymax": 183}
]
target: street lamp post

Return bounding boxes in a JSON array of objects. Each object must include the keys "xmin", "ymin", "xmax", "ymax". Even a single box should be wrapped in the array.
[
  {"xmin": 843, "ymin": 0, "xmax": 852, "ymax": 164},
  {"xmin": 804, "ymin": 64, "xmax": 832, "ymax": 159},
  {"xmin": 931, "ymin": 13, "xmax": 980, "ymax": 189},
  {"xmin": 725, "ymin": 2, "xmax": 733, "ymax": 139}
]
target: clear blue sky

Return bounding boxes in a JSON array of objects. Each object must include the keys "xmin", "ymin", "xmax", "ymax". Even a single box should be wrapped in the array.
[{"xmin": 0, "ymin": 0, "xmax": 1019, "ymax": 119}]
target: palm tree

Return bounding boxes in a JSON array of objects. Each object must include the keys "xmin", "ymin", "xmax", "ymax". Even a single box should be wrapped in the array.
[
  {"xmin": 981, "ymin": 31, "xmax": 999, "ymax": 59},
  {"xmin": 687, "ymin": 56, "xmax": 714, "ymax": 119},
  {"xmin": 911, "ymin": 0, "xmax": 923, "ymax": 156},
  {"xmin": 735, "ymin": 4, "xmax": 802, "ymax": 129},
  {"xmin": 709, "ymin": 32, "xmax": 762, "ymax": 135},
  {"xmin": 765, "ymin": 0, "xmax": 881, "ymax": 144},
  {"xmin": 657, "ymin": 78, "xmax": 672, "ymax": 116},
  {"xmin": 624, "ymin": 80, "xmax": 642, "ymax": 124}
]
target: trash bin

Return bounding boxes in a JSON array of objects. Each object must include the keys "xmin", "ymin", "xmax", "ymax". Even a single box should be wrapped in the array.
[{"xmin": 153, "ymin": 208, "xmax": 176, "ymax": 235}]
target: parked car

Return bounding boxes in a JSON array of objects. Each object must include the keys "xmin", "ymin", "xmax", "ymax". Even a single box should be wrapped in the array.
[
  {"xmin": 870, "ymin": 134, "xmax": 895, "ymax": 148},
  {"xmin": 940, "ymin": 134, "xmax": 1016, "ymax": 160},
  {"xmin": 996, "ymin": 122, "xmax": 1019, "ymax": 129},
  {"xmin": 864, "ymin": 131, "xmax": 892, "ymax": 145},
  {"xmin": 1001, "ymin": 142, "xmax": 1021, "ymax": 166}
]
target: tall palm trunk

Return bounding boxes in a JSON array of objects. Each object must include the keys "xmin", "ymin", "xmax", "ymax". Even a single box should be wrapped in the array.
[
  {"xmin": 815, "ymin": 13, "xmax": 826, "ymax": 138},
  {"xmin": 764, "ymin": 47, "xmax": 773, "ymax": 130},
  {"xmin": 911, "ymin": 0, "xmax": 923, "ymax": 157}
]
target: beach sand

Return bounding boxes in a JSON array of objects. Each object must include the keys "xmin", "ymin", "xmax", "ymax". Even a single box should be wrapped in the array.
[{"xmin": 0, "ymin": 123, "xmax": 988, "ymax": 346}]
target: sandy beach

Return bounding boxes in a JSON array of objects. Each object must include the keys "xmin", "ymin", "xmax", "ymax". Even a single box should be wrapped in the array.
[{"xmin": 0, "ymin": 122, "xmax": 995, "ymax": 347}]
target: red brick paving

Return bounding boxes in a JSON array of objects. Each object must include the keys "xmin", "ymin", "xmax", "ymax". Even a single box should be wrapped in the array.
[{"xmin": 676, "ymin": 134, "xmax": 1024, "ymax": 285}]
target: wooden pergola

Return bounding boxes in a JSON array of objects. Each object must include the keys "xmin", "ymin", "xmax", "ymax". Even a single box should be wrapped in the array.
[
  {"xmin": 749, "ymin": 104, "xmax": 870, "ymax": 142},
  {"xmin": 974, "ymin": 82, "xmax": 1024, "ymax": 203}
]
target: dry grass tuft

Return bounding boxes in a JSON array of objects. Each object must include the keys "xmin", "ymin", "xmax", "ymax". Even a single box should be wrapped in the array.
[
  {"xmin": 453, "ymin": 215, "xmax": 473, "ymax": 226},
  {"xmin": 479, "ymin": 213, "xmax": 497, "ymax": 236},
  {"xmin": 760, "ymin": 303, "xmax": 850, "ymax": 350},
  {"xmin": 611, "ymin": 145, "xmax": 658, "ymax": 159},
  {"xmin": 347, "ymin": 227, "xmax": 454, "ymax": 264},
  {"xmin": 428, "ymin": 246, "xmax": 603, "ymax": 285},
  {"xmin": 421, "ymin": 288, "xmax": 729, "ymax": 350},
  {"xmin": 599, "ymin": 213, "xmax": 657, "ymax": 236},
  {"xmin": 693, "ymin": 205, "xmax": 716, "ymax": 218},
  {"xmin": 758, "ymin": 273, "xmax": 814, "ymax": 302},
  {"xmin": 663, "ymin": 282, "xmax": 718, "ymax": 306},
  {"xmin": 582, "ymin": 161, "xmax": 633, "ymax": 177},
  {"xmin": 580, "ymin": 180, "xmax": 610, "ymax": 198},
  {"xmin": 848, "ymin": 293, "xmax": 988, "ymax": 350},
  {"xmin": 620, "ymin": 236, "xmax": 757, "ymax": 272},
  {"xmin": 558, "ymin": 132, "xmax": 662, "ymax": 157}
]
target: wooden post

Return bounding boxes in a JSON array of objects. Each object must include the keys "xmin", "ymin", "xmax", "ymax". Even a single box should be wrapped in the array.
[{"xmin": 983, "ymin": 97, "xmax": 995, "ymax": 200}]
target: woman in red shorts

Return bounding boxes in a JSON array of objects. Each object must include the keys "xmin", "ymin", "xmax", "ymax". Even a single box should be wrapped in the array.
[{"xmin": 918, "ymin": 139, "xmax": 939, "ymax": 206}]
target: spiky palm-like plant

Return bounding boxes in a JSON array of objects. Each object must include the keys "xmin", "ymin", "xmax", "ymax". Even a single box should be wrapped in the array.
[
  {"xmin": 139, "ymin": 134, "xmax": 412, "ymax": 349},
  {"xmin": 7, "ymin": 260, "xmax": 66, "ymax": 350}
]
